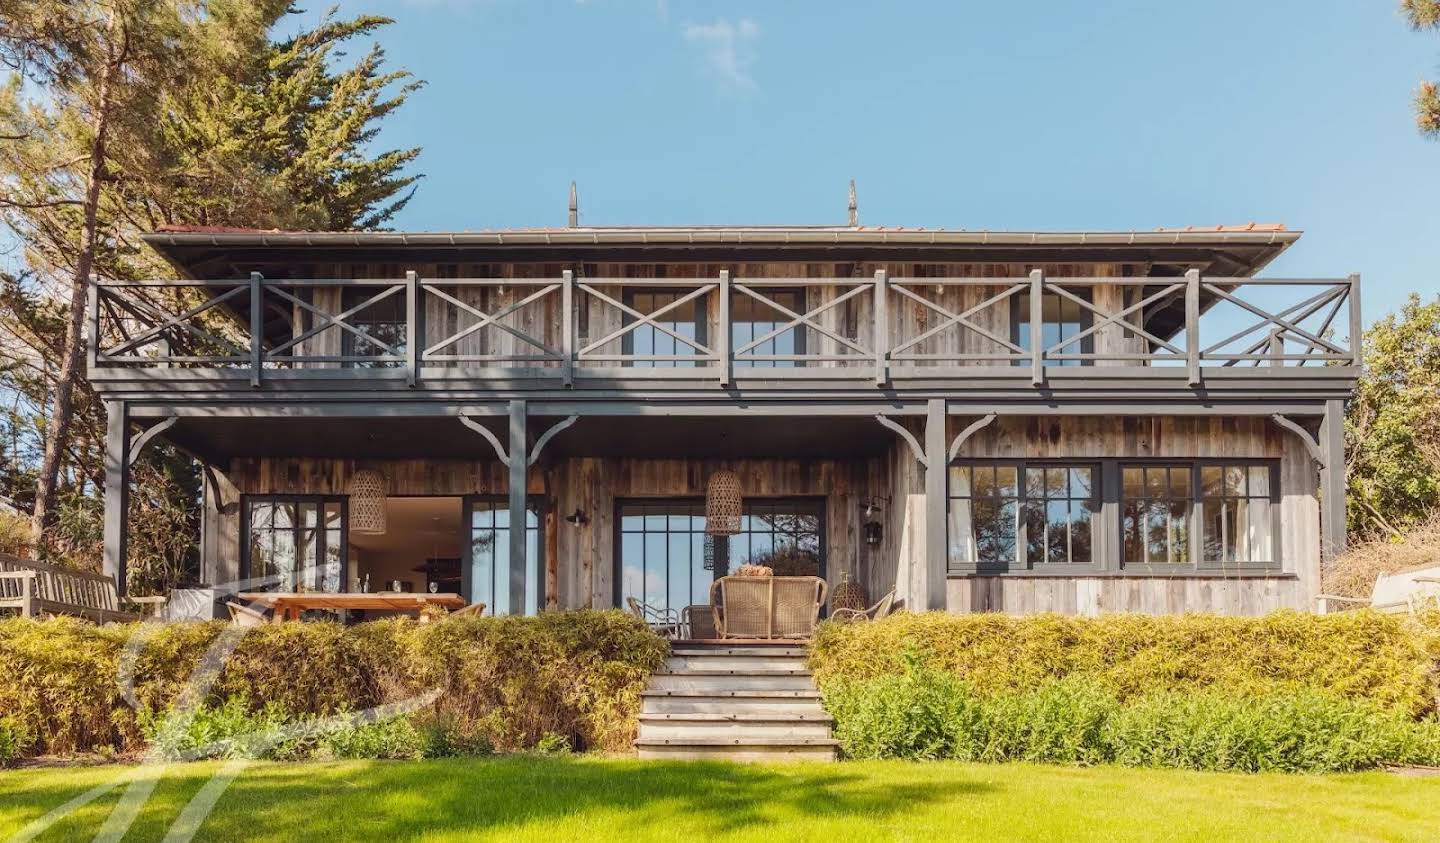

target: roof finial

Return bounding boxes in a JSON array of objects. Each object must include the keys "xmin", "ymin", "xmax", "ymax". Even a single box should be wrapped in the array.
[
  {"xmin": 847, "ymin": 179, "xmax": 858, "ymax": 227},
  {"xmin": 568, "ymin": 181, "xmax": 578, "ymax": 228}
]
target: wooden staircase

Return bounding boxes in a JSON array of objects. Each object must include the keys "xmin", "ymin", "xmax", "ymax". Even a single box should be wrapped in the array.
[{"xmin": 634, "ymin": 642, "xmax": 838, "ymax": 761}]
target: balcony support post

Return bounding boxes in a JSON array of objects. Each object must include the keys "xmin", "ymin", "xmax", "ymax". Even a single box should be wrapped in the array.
[
  {"xmin": 1185, "ymin": 269, "xmax": 1200, "ymax": 386},
  {"xmin": 103, "ymin": 400, "xmax": 130, "ymax": 597},
  {"xmin": 405, "ymin": 270, "xmax": 419, "ymax": 387},
  {"xmin": 249, "ymin": 272, "xmax": 263, "ymax": 388},
  {"xmin": 874, "ymin": 269, "xmax": 889, "ymax": 386},
  {"xmin": 718, "ymin": 270, "xmax": 732, "ymax": 387},
  {"xmin": 923, "ymin": 398, "xmax": 948, "ymax": 611},
  {"xmin": 1347, "ymin": 273, "xmax": 1363, "ymax": 366},
  {"xmin": 1029, "ymin": 269, "xmax": 1044, "ymax": 386},
  {"xmin": 562, "ymin": 270, "xmax": 575, "ymax": 387},
  {"xmin": 1320, "ymin": 398, "xmax": 1347, "ymax": 561},
  {"xmin": 507, "ymin": 399, "xmax": 529, "ymax": 614}
]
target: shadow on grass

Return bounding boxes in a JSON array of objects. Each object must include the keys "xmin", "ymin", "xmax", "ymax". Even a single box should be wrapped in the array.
[{"xmin": 200, "ymin": 756, "xmax": 980, "ymax": 839}]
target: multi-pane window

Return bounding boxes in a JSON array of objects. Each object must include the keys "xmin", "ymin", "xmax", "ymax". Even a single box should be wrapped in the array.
[
  {"xmin": 948, "ymin": 463, "xmax": 1098, "ymax": 569},
  {"xmin": 732, "ymin": 289, "xmax": 805, "ymax": 368},
  {"xmin": 1200, "ymin": 464, "xmax": 1276, "ymax": 565},
  {"xmin": 1121, "ymin": 465, "xmax": 1193, "ymax": 566},
  {"xmin": 467, "ymin": 499, "xmax": 541, "ymax": 616},
  {"xmin": 622, "ymin": 290, "xmax": 706, "ymax": 368},
  {"xmin": 616, "ymin": 499, "xmax": 825, "ymax": 615},
  {"xmin": 341, "ymin": 287, "xmax": 406, "ymax": 367},
  {"xmin": 243, "ymin": 497, "xmax": 345, "ymax": 591},
  {"xmin": 1013, "ymin": 290, "xmax": 1091, "ymax": 366}
]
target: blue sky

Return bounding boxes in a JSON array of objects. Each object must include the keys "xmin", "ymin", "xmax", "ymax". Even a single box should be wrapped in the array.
[{"xmin": 303, "ymin": 0, "xmax": 1440, "ymax": 321}]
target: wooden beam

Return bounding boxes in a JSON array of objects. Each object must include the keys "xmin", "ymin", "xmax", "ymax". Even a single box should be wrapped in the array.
[
  {"xmin": 249, "ymin": 273, "xmax": 263, "ymax": 388},
  {"xmin": 923, "ymin": 398, "xmax": 947, "ymax": 611},
  {"xmin": 1029, "ymin": 269, "xmax": 1044, "ymax": 386},
  {"xmin": 718, "ymin": 270, "xmax": 732, "ymax": 387},
  {"xmin": 1185, "ymin": 269, "xmax": 1200, "ymax": 386},
  {"xmin": 947, "ymin": 413, "xmax": 997, "ymax": 462},
  {"xmin": 405, "ymin": 270, "xmax": 419, "ymax": 387},
  {"xmin": 874, "ymin": 270, "xmax": 888, "ymax": 386},
  {"xmin": 1270, "ymin": 413, "xmax": 1325, "ymax": 467},
  {"xmin": 508, "ymin": 399, "xmax": 529, "ymax": 615},
  {"xmin": 1319, "ymin": 398, "xmax": 1347, "ymax": 560},
  {"xmin": 876, "ymin": 413, "xmax": 927, "ymax": 469},
  {"xmin": 127, "ymin": 416, "xmax": 177, "ymax": 467},
  {"xmin": 103, "ymin": 400, "xmax": 129, "ymax": 597},
  {"xmin": 527, "ymin": 415, "xmax": 579, "ymax": 467}
]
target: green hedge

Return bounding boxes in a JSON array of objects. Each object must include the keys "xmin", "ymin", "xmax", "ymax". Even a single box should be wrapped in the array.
[
  {"xmin": 0, "ymin": 610, "xmax": 666, "ymax": 759},
  {"xmin": 810, "ymin": 610, "xmax": 1440, "ymax": 716},
  {"xmin": 824, "ymin": 667, "xmax": 1440, "ymax": 772}
]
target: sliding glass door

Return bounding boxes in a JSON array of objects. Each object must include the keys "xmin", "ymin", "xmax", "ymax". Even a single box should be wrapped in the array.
[
  {"xmin": 463, "ymin": 497, "xmax": 542, "ymax": 616},
  {"xmin": 242, "ymin": 496, "xmax": 347, "ymax": 592},
  {"xmin": 615, "ymin": 498, "xmax": 824, "ymax": 615}
]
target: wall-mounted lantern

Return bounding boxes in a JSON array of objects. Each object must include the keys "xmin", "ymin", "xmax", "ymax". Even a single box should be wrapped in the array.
[{"xmin": 564, "ymin": 508, "xmax": 589, "ymax": 527}]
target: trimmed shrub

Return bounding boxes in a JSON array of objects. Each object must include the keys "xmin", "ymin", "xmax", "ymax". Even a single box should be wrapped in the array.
[
  {"xmin": 811, "ymin": 610, "xmax": 1440, "ymax": 716},
  {"xmin": 824, "ymin": 669, "xmax": 1440, "ymax": 772},
  {"xmin": 0, "ymin": 610, "xmax": 666, "ymax": 759},
  {"xmin": 0, "ymin": 715, "xmax": 28, "ymax": 764}
]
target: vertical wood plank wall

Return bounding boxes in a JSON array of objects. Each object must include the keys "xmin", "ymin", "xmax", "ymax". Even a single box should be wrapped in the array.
[
  {"xmin": 206, "ymin": 414, "xmax": 1318, "ymax": 618},
  {"xmin": 285, "ymin": 262, "xmax": 1144, "ymax": 366}
]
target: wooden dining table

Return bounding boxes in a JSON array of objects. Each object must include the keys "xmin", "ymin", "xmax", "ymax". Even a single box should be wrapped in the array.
[{"xmin": 238, "ymin": 591, "xmax": 468, "ymax": 622}]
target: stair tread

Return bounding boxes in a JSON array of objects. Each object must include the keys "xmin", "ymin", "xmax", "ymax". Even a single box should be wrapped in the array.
[
  {"xmin": 670, "ymin": 648, "xmax": 808, "ymax": 657},
  {"xmin": 640, "ymin": 713, "xmax": 832, "ymax": 723},
  {"xmin": 655, "ymin": 668, "xmax": 813, "ymax": 677},
  {"xmin": 641, "ymin": 689, "xmax": 821, "ymax": 698},
  {"xmin": 635, "ymin": 737, "xmax": 841, "ymax": 747}
]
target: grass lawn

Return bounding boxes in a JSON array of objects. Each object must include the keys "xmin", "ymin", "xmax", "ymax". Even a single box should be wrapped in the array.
[{"xmin": 1, "ymin": 757, "xmax": 1437, "ymax": 842}]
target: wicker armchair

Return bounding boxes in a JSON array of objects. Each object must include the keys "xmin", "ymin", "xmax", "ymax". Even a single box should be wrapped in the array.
[
  {"xmin": 709, "ymin": 575, "xmax": 827, "ymax": 639},
  {"xmin": 832, "ymin": 589, "xmax": 897, "ymax": 623},
  {"xmin": 626, "ymin": 597, "xmax": 684, "ymax": 638}
]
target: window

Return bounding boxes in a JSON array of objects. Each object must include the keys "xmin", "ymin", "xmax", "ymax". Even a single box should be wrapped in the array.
[
  {"xmin": 1013, "ymin": 288, "xmax": 1092, "ymax": 366},
  {"xmin": 615, "ymin": 499, "xmax": 825, "ymax": 615},
  {"xmin": 242, "ymin": 497, "xmax": 346, "ymax": 592},
  {"xmin": 1200, "ymin": 464, "xmax": 1276, "ymax": 565},
  {"xmin": 732, "ymin": 289, "xmax": 805, "ymax": 368},
  {"xmin": 949, "ymin": 463, "xmax": 1098, "ymax": 570},
  {"xmin": 340, "ymin": 287, "xmax": 406, "ymax": 367},
  {"xmin": 465, "ymin": 498, "xmax": 541, "ymax": 616},
  {"xmin": 621, "ymin": 289, "xmax": 706, "ymax": 368},
  {"xmin": 1121, "ymin": 465, "xmax": 1192, "ymax": 566}
]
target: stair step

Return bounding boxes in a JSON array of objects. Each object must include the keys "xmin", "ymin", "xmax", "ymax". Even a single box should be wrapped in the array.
[
  {"xmin": 639, "ymin": 718, "xmax": 832, "ymax": 741},
  {"xmin": 670, "ymin": 647, "xmax": 809, "ymax": 658},
  {"xmin": 648, "ymin": 673, "xmax": 816, "ymax": 692},
  {"xmin": 635, "ymin": 743, "xmax": 837, "ymax": 762},
  {"xmin": 640, "ymin": 712, "xmax": 832, "ymax": 722},
  {"xmin": 641, "ymin": 689, "xmax": 821, "ymax": 698},
  {"xmin": 635, "ymin": 737, "xmax": 840, "ymax": 748},
  {"xmin": 655, "ymin": 668, "xmax": 811, "ymax": 676},
  {"xmin": 665, "ymin": 655, "xmax": 809, "ymax": 672}
]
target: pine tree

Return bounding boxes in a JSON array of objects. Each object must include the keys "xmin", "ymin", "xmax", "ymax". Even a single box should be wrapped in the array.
[{"xmin": 1404, "ymin": 0, "xmax": 1440, "ymax": 136}]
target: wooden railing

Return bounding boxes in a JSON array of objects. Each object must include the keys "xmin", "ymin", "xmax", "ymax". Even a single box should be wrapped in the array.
[{"xmin": 87, "ymin": 271, "xmax": 1361, "ymax": 388}]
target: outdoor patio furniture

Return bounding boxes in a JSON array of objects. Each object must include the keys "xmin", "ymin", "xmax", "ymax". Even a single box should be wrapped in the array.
[
  {"xmin": 831, "ymin": 589, "xmax": 897, "ymax": 623},
  {"xmin": 683, "ymin": 604, "xmax": 717, "ymax": 640},
  {"xmin": 709, "ymin": 575, "xmax": 827, "ymax": 639},
  {"xmin": 626, "ymin": 597, "xmax": 684, "ymax": 638},
  {"xmin": 237, "ymin": 591, "xmax": 467, "ymax": 622},
  {"xmin": 1316, "ymin": 565, "xmax": 1440, "ymax": 614},
  {"xmin": 0, "ymin": 552, "xmax": 140, "ymax": 623},
  {"xmin": 226, "ymin": 601, "xmax": 269, "ymax": 627}
]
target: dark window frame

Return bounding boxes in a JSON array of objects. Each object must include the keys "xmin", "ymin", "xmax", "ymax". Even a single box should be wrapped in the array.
[
  {"xmin": 620, "ymin": 287, "xmax": 709, "ymax": 368},
  {"xmin": 1010, "ymin": 286, "xmax": 1095, "ymax": 367},
  {"xmin": 461, "ymin": 494, "xmax": 546, "ymax": 616},
  {"xmin": 611, "ymin": 497, "xmax": 827, "ymax": 610},
  {"xmin": 947, "ymin": 459, "xmax": 1104, "ymax": 574},
  {"xmin": 239, "ymin": 494, "xmax": 349, "ymax": 591},
  {"xmin": 947, "ymin": 458, "xmax": 1283, "ymax": 576},
  {"xmin": 731, "ymin": 287, "xmax": 808, "ymax": 369}
]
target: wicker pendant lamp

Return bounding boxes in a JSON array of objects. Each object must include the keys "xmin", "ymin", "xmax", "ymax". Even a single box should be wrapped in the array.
[
  {"xmin": 705, "ymin": 470, "xmax": 742, "ymax": 536},
  {"xmin": 348, "ymin": 469, "xmax": 387, "ymax": 535}
]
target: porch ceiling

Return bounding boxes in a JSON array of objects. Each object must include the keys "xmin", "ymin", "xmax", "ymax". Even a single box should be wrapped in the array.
[{"xmin": 158, "ymin": 413, "xmax": 895, "ymax": 464}]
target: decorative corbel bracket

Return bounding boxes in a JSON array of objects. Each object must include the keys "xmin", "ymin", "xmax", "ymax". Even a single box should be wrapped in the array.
[
  {"xmin": 875, "ymin": 414, "xmax": 928, "ymax": 470},
  {"xmin": 1270, "ymin": 413, "xmax": 1326, "ymax": 468},
  {"xmin": 948, "ymin": 413, "xmax": 998, "ymax": 462},
  {"xmin": 127, "ymin": 416, "xmax": 177, "ymax": 466},
  {"xmin": 460, "ymin": 415, "xmax": 510, "ymax": 465},
  {"xmin": 528, "ymin": 415, "xmax": 579, "ymax": 467}
]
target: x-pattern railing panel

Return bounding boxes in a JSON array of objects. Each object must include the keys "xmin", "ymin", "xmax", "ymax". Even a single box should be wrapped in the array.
[
  {"xmin": 731, "ymin": 279, "xmax": 873, "ymax": 362},
  {"xmin": 421, "ymin": 280, "xmax": 564, "ymax": 363},
  {"xmin": 264, "ymin": 283, "xmax": 406, "ymax": 362},
  {"xmin": 1198, "ymin": 279, "xmax": 1353, "ymax": 366},
  {"xmin": 576, "ymin": 281, "xmax": 718, "ymax": 362},
  {"xmin": 887, "ymin": 280, "xmax": 1027, "ymax": 362},
  {"xmin": 1043, "ymin": 280, "xmax": 1187, "ymax": 360},
  {"xmin": 94, "ymin": 282, "xmax": 250, "ymax": 366}
]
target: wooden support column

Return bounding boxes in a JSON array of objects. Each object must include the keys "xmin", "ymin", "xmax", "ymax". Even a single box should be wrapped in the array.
[
  {"xmin": 1320, "ymin": 398, "xmax": 1347, "ymax": 560},
  {"xmin": 924, "ymin": 399, "xmax": 948, "ymax": 611},
  {"xmin": 508, "ymin": 399, "xmax": 529, "ymax": 614},
  {"xmin": 1029, "ymin": 269, "xmax": 1044, "ymax": 386},
  {"xmin": 103, "ymin": 400, "xmax": 130, "ymax": 597},
  {"xmin": 1185, "ymin": 268, "xmax": 1200, "ymax": 386}
]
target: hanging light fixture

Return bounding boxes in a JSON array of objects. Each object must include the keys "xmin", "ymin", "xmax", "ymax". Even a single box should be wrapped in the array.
[
  {"xmin": 705, "ymin": 470, "xmax": 741, "ymax": 536},
  {"xmin": 348, "ymin": 469, "xmax": 387, "ymax": 535}
]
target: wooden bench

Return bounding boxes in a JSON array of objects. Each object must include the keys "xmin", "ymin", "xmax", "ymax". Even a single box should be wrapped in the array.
[{"xmin": 0, "ymin": 552, "xmax": 140, "ymax": 623}]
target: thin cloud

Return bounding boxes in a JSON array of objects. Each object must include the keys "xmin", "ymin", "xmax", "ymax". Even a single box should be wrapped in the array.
[{"xmin": 683, "ymin": 18, "xmax": 760, "ymax": 91}]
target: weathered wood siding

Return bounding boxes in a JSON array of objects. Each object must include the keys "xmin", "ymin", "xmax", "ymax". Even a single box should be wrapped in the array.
[
  {"xmin": 942, "ymin": 416, "xmax": 1320, "ymax": 616},
  {"xmin": 285, "ymin": 261, "xmax": 1144, "ymax": 368}
]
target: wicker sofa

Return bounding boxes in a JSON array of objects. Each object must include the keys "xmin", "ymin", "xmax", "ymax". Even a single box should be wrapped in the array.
[{"xmin": 709, "ymin": 575, "xmax": 827, "ymax": 639}]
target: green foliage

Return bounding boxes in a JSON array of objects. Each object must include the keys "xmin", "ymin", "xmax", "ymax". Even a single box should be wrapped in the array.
[
  {"xmin": 0, "ymin": 610, "xmax": 667, "ymax": 760},
  {"xmin": 1347, "ymin": 295, "xmax": 1440, "ymax": 538},
  {"xmin": 810, "ymin": 611, "xmax": 1440, "ymax": 717},
  {"xmin": 824, "ymin": 670, "xmax": 1440, "ymax": 772},
  {"xmin": 0, "ymin": 716, "xmax": 28, "ymax": 764},
  {"xmin": 1406, "ymin": 1, "xmax": 1440, "ymax": 135}
]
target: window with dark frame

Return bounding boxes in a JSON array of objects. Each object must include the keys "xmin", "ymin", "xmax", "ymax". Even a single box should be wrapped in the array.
[
  {"xmin": 620, "ymin": 289, "xmax": 707, "ymax": 368},
  {"xmin": 732, "ymin": 289, "xmax": 805, "ymax": 368},
  {"xmin": 949, "ymin": 459, "xmax": 1281, "ymax": 574},
  {"xmin": 242, "ymin": 496, "xmax": 346, "ymax": 592},
  {"xmin": 1012, "ymin": 287, "xmax": 1093, "ymax": 366},
  {"xmin": 340, "ymin": 287, "xmax": 406, "ymax": 367},
  {"xmin": 466, "ymin": 498, "xmax": 542, "ymax": 617},
  {"xmin": 948, "ymin": 462, "xmax": 1098, "ymax": 570}
]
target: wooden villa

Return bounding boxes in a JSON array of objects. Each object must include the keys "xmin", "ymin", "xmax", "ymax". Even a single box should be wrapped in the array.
[{"xmin": 88, "ymin": 201, "xmax": 1358, "ymax": 622}]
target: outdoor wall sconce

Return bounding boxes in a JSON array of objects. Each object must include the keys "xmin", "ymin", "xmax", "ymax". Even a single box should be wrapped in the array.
[
  {"xmin": 861, "ymin": 496, "xmax": 888, "ymax": 546},
  {"xmin": 565, "ymin": 508, "xmax": 589, "ymax": 526},
  {"xmin": 863, "ymin": 521, "xmax": 884, "ymax": 546}
]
